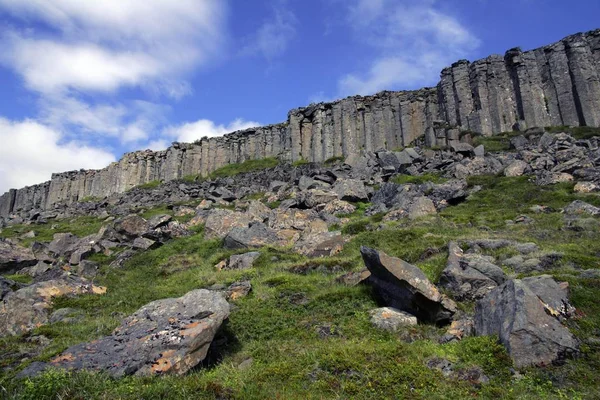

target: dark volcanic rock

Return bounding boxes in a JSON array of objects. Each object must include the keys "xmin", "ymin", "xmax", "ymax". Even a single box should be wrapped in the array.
[
  {"xmin": 440, "ymin": 242, "xmax": 506, "ymax": 300},
  {"xmin": 223, "ymin": 222, "xmax": 282, "ymax": 250},
  {"xmin": 474, "ymin": 279, "xmax": 578, "ymax": 368},
  {"xmin": 0, "ymin": 238, "xmax": 37, "ymax": 274},
  {"xmin": 21, "ymin": 289, "xmax": 229, "ymax": 378},
  {"xmin": 360, "ymin": 246, "xmax": 457, "ymax": 325}
]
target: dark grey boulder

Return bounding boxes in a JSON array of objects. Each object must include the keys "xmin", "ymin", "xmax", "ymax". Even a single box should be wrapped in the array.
[
  {"xmin": 564, "ymin": 200, "xmax": 600, "ymax": 216},
  {"xmin": 0, "ymin": 238, "xmax": 37, "ymax": 274},
  {"xmin": 439, "ymin": 242, "xmax": 505, "ymax": 301},
  {"xmin": 223, "ymin": 222, "xmax": 282, "ymax": 250},
  {"xmin": 474, "ymin": 279, "xmax": 578, "ymax": 368},
  {"xmin": 332, "ymin": 179, "xmax": 370, "ymax": 202},
  {"xmin": 20, "ymin": 289, "xmax": 229, "ymax": 378},
  {"xmin": 114, "ymin": 215, "xmax": 149, "ymax": 238},
  {"xmin": 360, "ymin": 247, "xmax": 456, "ymax": 325}
]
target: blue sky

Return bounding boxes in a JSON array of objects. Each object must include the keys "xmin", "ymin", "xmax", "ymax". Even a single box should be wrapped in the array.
[{"xmin": 0, "ymin": 0, "xmax": 598, "ymax": 193}]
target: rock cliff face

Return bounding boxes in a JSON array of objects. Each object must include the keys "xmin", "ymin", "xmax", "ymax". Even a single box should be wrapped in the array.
[{"xmin": 1, "ymin": 29, "xmax": 599, "ymax": 217}]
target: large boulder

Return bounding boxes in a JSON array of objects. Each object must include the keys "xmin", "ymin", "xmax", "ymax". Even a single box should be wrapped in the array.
[
  {"xmin": 332, "ymin": 179, "xmax": 370, "ymax": 202},
  {"xmin": 21, "ymin": 289, "xmax": 229, "ymax": 378},
  {"xmin": 0, "ymin": 238, "xmax": 37, "ymax": 274},
  {"xmin": 439, "ymin": 242, "xmax": 506, "ymax": 300},
  {"xmin": 114, "ymin": 215, "xmax": 149, "ymax": 239},
  {"xmin": 474, "ymin": 278, "xmax": 578, "ymax": 368},
  {"xmin": 204, "ymin": 209, "xmax": 253, "ymax": 240},
  {"xmin": 0, "ymin": 277, "xmax": 106, "ymax": 337},
  {"xmin": 223, "ymin": 222, "xmax": 283, "ymax": 249},
  {"xmin": 360, "ymin": 247, "xmax": 457, "ymax": 325}
]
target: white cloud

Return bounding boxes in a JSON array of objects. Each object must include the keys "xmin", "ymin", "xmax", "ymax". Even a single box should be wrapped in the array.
[
  {"xmin": 161, "ymin": 118, "xmax": 261, "ymax": 147},
  {"xmin": 338, "ymin": 0, "xmax": 480, "ymax": 95},
  {"xmin": 242, "ymin": 1, "xmax": 297, "ymax": 61},
  {"xmin": 0, "ymin": 118, "xmax": 116, "ymax": 192},
  {"xmin": 0, "ymin": 0, "xmax": 226, "ymax": 96}
]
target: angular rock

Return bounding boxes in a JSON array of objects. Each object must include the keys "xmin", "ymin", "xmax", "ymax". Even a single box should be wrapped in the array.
[
  {"xmin": 114, "ymin": 215, "xmax": 148, "ymax": 238},
  {"xmin": 564, "ymin": 200, "xmax": 600, "ymax": 216},
  {"xmin": 360, "ymin": 247, "xmax": 456, "ymax": 325},
  {"xmin": 439, "ymin": 242, "xmax": 505, "ymax": 300},
  {"xmin": 407, "ymin": 197, "xmax": 437, "ymax": 219},
  {"xmin": 0, "ymin": 238, "xmax": 37, "ymax": 274},
  {"xmin": 204, "ymin": 209, "xmax": 253, "ymax": 240},
  {"xmin": 223, "ymin": 222, "xmax": 282, "ymax": 249},
  {"xmin": 0, "ymin": 277, "xmax": 106, "ymax": 337},
  {"xmin": 369, "ymin": 307, "xmax": 417, "ymax": 332},
  {"xmin": 474, "ymin": 279, "xmax": 579, "ymax": 367},
  {"xmin": 21, "ymin": 289, "xmax": 229, "ymax": 377},
  {"xmin": 332, "ymin": 179, "xmax": 370, "ymax": 202},
  {"xmin": 132, "ymin": 237, "xmax": 161, "ymax": 250},
  {"xmin": 504, "ymin": 160, "xmax": 529, "ymax": 177},
  {"xmin": 217, "ymin": 252, "xmax": 261, "ymax": 271}
]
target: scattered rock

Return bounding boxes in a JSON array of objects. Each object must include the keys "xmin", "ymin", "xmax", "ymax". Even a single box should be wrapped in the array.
[
  {"xmin": 564, "ymin": 200, "xmax": 600, "ymax": 216},
  {"xmin": 504, "ymin": 160, "xmax": 529, "ymax": 177},
  {"xmin": 360, "ymin": 247, "xmax": 456, "ymax": 325},
  {"xmin": 226, "ymin": 281, "xmax": 252, "ymax": 301},
  {"xmin": 0, "ymin": 238, "xmax": 37, "ymax": 274},
  {"xmin": 216, "ymin": 252, "xmax": 260, "ymax": 271},
  {"xmin": 574, "ymin": 181, "xmax": 599, "ymax": 193},
  {"xmin": 474, "ymin": 279, "xmax": 579, "ymax": 368},
  {"xmin": 20, "ymin": 289, "xmax": 229, "ymax": 378},
  {"xmin": 223, "ymin": 222, "xmax": 282, "ymax": 250},
  {"xmin": 0, "ymin": 277, "xmax": 106, "ymax": 337},
  {"xmin": 368, "ymin": 307, "xmax": 418, "ymax": 332},
  {"xmin": 204, "ymin": 209, "xmax": 253, "ymax": 240},
  {"xmin": 332, "ymin": 179, "xmax": 370, "ymax": 202},
  {"xmin": 440, "ymin": 242, "xmax": 506, "ymax": 301}
]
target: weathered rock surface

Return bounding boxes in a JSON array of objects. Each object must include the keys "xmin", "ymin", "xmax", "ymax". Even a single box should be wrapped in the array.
[
  {"xmin": 440, "ymin": 242, "xmax": 506, "ymax": 300},
  {"xmin": 21, "ymin": 289, "xmax": 229, "ymax": 377},
  {"xmin": 2, "ymin": 29, "xmax": 599, "ymax": 218},
  {"xmin": 0, "ymin": 277, "xmax": 106, "ymax": 337},
  {"xmin": 369, "ymin": 307, "xmax": 418, "ymax": 332},
  {"xmin": 360, "ymin": 247, "xmax": 457, "ymax": 325},
  {"xmin": 474, "ymin": 279, "xmax": 579, "ymax": 367},
  {"xmin": 0, "ymin": 238, "xmax": 37, "ymax": 274}
]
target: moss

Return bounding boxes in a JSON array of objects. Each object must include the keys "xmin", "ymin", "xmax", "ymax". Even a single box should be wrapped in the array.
[
  {"xmin": 132, "ymin": 180, "xmax": 162, "ymax": 191},
  {"xmin": 324, "ymin": 156, "xmax": 345, "ymax": 165},
  {"xmin": 391, "ymin": 173, "xmax": 448, "ymax": 185},
  {"xmin": 209, "ymin": 157, "xmax": 280, "ymax": 179}
]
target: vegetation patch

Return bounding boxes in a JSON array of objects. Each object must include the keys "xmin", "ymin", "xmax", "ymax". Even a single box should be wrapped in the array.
[{"xmin": 209, "ymin": 157, "xmax": 280, "ymax": 179}]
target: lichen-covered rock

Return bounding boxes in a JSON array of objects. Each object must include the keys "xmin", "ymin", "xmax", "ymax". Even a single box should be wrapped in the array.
[
  {"xmin": 20, "ymin": 289, "xmax": 229, "ymax": 378},
  {"xmin": 0, "ymin": 277, "xmax": 106, "ymax": 337},
  {"xmin": 223, "ymin": 222, "xmax": 283, "ymax": 250},
  {"xmin": 474, "ymin": 279, "xmax": 578, "ymax": 367},
  {"xmin": 360, "ymin": 246, "xmax": 457, "ymax": 325},
  {"xmin": 369, "ymin": 307, "xmax": 418, "ymax": 332},
  {"xmin": 204, "ymin": 209, "xmax": 254, "ymax": 240}
]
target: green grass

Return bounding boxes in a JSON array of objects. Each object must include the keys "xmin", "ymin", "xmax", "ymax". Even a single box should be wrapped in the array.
[
  {"xmin": 2, "ymin": 175, "xmax": 600, "ymax": 399},
  {"xmin": 292, "ymin": 158, "xmax": 310, "ymax": 167},
  {"xmin": 545, "ymin": 125, "xmax": 600, "ymax": 139},
  {"xmin": 208, "ymin": 157, "xmax": 280, "ymax": 179},
  {"xmin": 391, "ymin": 173, "xmax": 448, "ymax": 185},
  {"xmin": 131, "ymin": 180, "xmax": 162, "ymax": 191},
  {"xmin": 324, "ymin": 156, "xmax": 345, "ymax": 165},
  {"xmin": 0, "ymin": 215, "xmax": 105, "ymax": 246}
]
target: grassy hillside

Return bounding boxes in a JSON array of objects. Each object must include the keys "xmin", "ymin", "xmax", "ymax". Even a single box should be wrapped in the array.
[{"xmin": 1, "ymin": 175, "xmax": 599, "ymax": 399}]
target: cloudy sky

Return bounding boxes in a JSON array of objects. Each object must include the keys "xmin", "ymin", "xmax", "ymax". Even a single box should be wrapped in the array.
[{"xmin": 0, "ymin": 0, "xmax": 598, "ymax": 193}]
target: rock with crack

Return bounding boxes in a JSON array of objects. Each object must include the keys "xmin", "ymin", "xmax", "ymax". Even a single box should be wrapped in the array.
[
  {"xmin": 439, "ymin": 242, "xmax": 506, "ymax": 300},
  {"xmin": 360, "ymin": 246, "xmax": 457, "ymax": 325},
  {"xmin": 0, "ymin": 277, "xmax": 106, "ymax": 337},
  {"xmin": 563, "ymin": 200, "xmax": 600, "ymax": 216},
  {"xmin": 474, "ymin": 278, "xmax": 579, "ymax": 368},
  {"xmin": 0, "ymin": 238, "xmax": 37, "ymax": 274},
  {"xmin": 20, "ymin": 289, "xmax": 229, "ymax": 378}
]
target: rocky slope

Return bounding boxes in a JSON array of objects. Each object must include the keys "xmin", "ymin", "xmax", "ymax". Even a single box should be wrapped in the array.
[{"xmin": 1, "ymin": 29, "xmax": 599, "ymax": 218}]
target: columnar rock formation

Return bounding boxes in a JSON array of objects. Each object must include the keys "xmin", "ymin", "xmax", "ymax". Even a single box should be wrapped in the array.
[{"xmin": 1, "ymin": 29, "xmax": 599, "ymax": 217}]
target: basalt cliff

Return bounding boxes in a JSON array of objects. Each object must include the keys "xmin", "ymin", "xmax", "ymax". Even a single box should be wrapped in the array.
[{"xmin": 2, "ymin": 29, "xmax": 599, "ymax": 218}]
